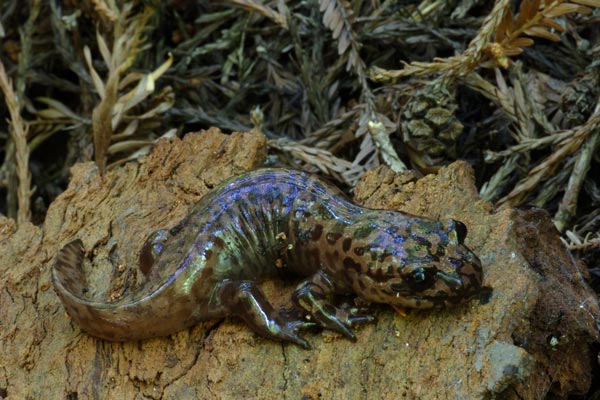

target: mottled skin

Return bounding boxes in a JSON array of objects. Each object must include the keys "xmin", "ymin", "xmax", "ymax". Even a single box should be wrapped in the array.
[{"xmin": 53, "ymin": 168, "xmax": 483, "ymax": 348}]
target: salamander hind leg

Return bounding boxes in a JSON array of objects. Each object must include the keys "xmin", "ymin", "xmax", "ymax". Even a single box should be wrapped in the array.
[
  {"xmin": 138, "ymin": 229, "xmax": 171, "ymax": 274},
  {"xmin": 213, "ymin": 280, "xmax": 316, "ymax": 348},
  {"xmin": 293, "ymin": 271, "xmax": 376, "ymax": 341}
]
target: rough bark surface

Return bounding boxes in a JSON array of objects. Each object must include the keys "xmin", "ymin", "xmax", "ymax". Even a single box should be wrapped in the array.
[{"xmin": 0, "ymin": 128, "xmax": 598, "ymax": 399}]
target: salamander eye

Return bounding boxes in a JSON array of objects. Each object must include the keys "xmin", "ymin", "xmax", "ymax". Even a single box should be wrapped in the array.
[
  {"xmin": 411, "ymin": 268, "xmax": 426, "ymax": 283},
  {"xmin": 405, "ymin": 267, "xmax": 435, "ymax": 290},
  {"xmin": 446, "ymin": 219, "xmax": 468, "ymax": 244}
]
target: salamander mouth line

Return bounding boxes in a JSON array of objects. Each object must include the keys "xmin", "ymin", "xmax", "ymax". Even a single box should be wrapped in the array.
[{"xmin": 435, "ymin": 272, "xmax": 464, "ymax": 290}]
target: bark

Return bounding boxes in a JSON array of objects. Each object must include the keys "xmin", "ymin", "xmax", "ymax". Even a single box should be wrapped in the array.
[{"xmin": 0, "ymin": 128, "xmax": 597, "ymax": 399}]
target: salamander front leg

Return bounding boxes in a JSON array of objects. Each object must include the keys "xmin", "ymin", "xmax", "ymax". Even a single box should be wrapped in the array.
[
  {"xmin": 293, "ymin": 271, "xmax": 376, "ymax": 340},
  {"xmin": 213, "ymin": 280, "xmax": 316, "ymax": 348}
]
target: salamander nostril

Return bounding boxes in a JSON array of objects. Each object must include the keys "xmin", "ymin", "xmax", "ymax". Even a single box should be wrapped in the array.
[{"xmin": 447, "ymin": 257, "xmax": 463, "ymax": 270}]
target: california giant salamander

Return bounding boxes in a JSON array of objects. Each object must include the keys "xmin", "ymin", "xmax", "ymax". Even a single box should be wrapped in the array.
[{"xmin": 53, "ymin": 168, "xmax": 483, "ymax": 348}]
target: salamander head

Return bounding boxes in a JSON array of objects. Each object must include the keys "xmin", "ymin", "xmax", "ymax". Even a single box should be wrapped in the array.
[{"xmin": 348, "ymin": 216, "xmax": 483, "ymax": 308}]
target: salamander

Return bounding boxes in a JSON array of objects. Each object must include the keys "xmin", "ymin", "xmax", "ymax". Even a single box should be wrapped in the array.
[{"xmin": 53, "ymin": 168, "xmax": 483, "ymax": 348}]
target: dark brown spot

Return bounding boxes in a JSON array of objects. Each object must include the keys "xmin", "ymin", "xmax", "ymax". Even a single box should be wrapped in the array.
[
  {"xmin": 326, "ymin": 232, "xmax": 342, "ymax": 244},
  {"xmin": 357, "ymin": 279, "xmax": 367, "ymax": 291},
  {"xmin": 367, "ymin": 267, "xmax": 388, "ymax": 282},
  {"xmin": 411, "ymin": 235, "xmax": 432, "ymax": 247},
  {"xmin": 343, "ymin": 257, "xmax": 362, "ymax": 272},
  {"xmin": 205, "ymin": 249, "xmax": 213, "ymax": 260},
  {"xmin": 386, "ymin": 265, "xmax": 395, "ymax": 276},
  {"xmin": 342, "ymin": 238, "xmax": 352, "ymax": 252},
  {"xmin": 311, "ymin": 224, "xmax": 323, "ymax": 241},
  {"xmin": 212, "ymin": 236, "xmax": 226, "ymax": 248}
]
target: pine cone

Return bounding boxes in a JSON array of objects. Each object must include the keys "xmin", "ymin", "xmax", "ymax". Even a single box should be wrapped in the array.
[
  {"xmin": 400, "ymin": 78, "xmax": 463, "ymax": 160},
  {"xmin": 560, "ymin": 73, "xmax": 598, "ymax": 128}
]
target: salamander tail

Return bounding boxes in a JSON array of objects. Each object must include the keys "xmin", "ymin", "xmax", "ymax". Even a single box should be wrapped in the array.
[{"xmin": 53, "ymin": 239, "xmax": 88, "ymax": 297}]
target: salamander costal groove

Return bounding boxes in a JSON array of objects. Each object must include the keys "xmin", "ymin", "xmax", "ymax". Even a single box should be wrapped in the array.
[{"xmin": 53, "ymin": 168, "xmax": 484, "ymax": 348}]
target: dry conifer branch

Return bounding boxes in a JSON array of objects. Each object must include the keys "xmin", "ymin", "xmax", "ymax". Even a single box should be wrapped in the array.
[
  {"xmin": 85, "ymin": 5, "xmax": 173, "ymax": 174},
  {"xmin": 226, "ymin": 0, "xmax": 289, "ymax": 30},
  {"xmin": 490, "ymin": 0, "xmax": 598, "ymax": 61},
  {"xmin": 370, "ymin": 0, "xmax": 512, "ymax": 81},
  {"xmin": 318, "ymin": 0, "xmax": 374, "ymax": 109},
  {"xmin": 369, "ymin": 0, "xmax": 599, "ymax": 82},
  {"xmin": 564, "ymin": 223, "xmax": 600, "ymax": 257},
  {"xmin": 107, "ymin": 129, "xmax": 178, "ymax": 170},
  {"xmin": 466, "ymin": 65, "xmax": 555, "ymax": 132},
  {"xmin": 319, "ymin": 0, "xmax": 360, "ymax": 71},
  {"xmin": 569, "ymin": 237, "xmax": 600, "ymax": 253},
  {"xmin": 532, "ymin": 158, "xmax": 573, "ymax": 207},
  {"xmin": 483, "ymin": 129, "xmax": 575, "ymax": 161},
  {"xmin": 301, "ymin": 107, "xmax": 361, "ymax": 148},
  {"xmin": 462, "ymin": 70, "xmax": 519, "ymax": 122},
  {"xmin": 319, "ymin": 1, "xmax": 399, "ymax": 176},
  {"xmin": 16, "ymin": 0, "xmax": 41, "ymax": 107},
  {"xmin": 91, "ymin": 0, "xmax": 118, "ymax": 23},
  {"xmin": 554, "ymin": 131, "xmax": 600, "ymax": 232},
  {"xmin": 480, "ymin": 155, "xmax": 519, "ymax": 202},
  {"xmin": 349, "ymin": 132, "xmax": 378, "ymax": 185},
  {"xmin": 463, "ymin": 68, "xmax": 584, "ymax": 164},
  {"xmin": 481, "ymin": 0, "xmax": 600, "ymax": 67},
  {"xmin": 0, "ymin": 61, "xmax": 32, "ymax": 224},
  {"xmin": 268, "ymin": 137, "xmax": 354, "ymax": 183},
  {"xmin": 368, "ymin": 120, "xmax": 407, "ymax": 173},
  {"xmin": 497, "ymin": 98, "xmax": 600, "ymax": 207},
  {"xmin": 0, "ymin": 0, "xmax": 41, "ymax": 223},
  {"xmin": 574, "ymin": 206, "xmax": 600, "ymax": 240}
]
